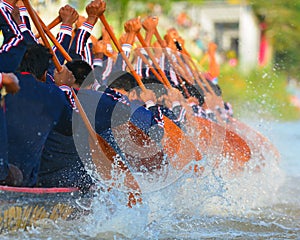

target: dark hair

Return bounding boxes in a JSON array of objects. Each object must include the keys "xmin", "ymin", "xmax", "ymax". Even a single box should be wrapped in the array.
[
  {"xmin": 208, "ymin": 81, "xmax": 222, "ymax": 96},
  {"xmin": 66, "ymin": 59, "xmax": 94, "ymax": 88},
  {"xmin": 142, "ymin": 76, "xmax": 167, "ymax": 98},
  {"xmin": 107, "ymin": 71, "xmax": 138, "ymax": 92},
  {"xmin": 18, "ymin": 44, "xmax": 52, "ymax": 80},
  {"xmin": 173, "ymin": 76, "xmax": 205, "ymax": 105}
]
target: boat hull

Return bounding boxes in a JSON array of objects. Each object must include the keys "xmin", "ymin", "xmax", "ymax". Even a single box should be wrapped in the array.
[{"xmin": 0, "ymin": 186, "xmax": 90, "ymax": 233}]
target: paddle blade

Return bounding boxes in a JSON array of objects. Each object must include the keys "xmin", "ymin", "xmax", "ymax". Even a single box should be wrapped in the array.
[
  {"xmin": 195, "ymin": 117, "xmax": 251, "ymax": 170},
  {"xmin": 162, "ymin": 117, "xmax": 202, "ymax": 170},
  {"xmin": 88, "ymin": 133, "xmax": 141, "ymax": 192},
  {"xmin": 112, "ymin": 122, "xmax": 166, "ymax": 173}
]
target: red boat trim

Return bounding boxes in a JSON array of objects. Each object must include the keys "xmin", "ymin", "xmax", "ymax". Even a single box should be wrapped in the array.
[{"xmin": 0, "ymin": 185, "xmax": 79, "ymax": 194}]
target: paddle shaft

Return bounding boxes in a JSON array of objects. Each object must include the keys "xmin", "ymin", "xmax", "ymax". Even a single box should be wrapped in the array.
[
  {"xmin": 99, "ymin": 14, "xmax": 203, "ymax": 168},
  {"xmin": 136, "ymin": 32, "xmax": 172, "ymax": 88},
  {"xmin": 134, "ymin": 48, "xmax": 166, "ymax": 85},
  {"xmin": 153, "ymin": 28, "xmax": 191, "ymax": 97},
  {"xmin": 35, "ymin": 16, "xmax": 62, "ymax": 39},
  {"xmin": 149, "ymin": 27, "xmax": 252, "ymax": 162},
  {"xmin": 99, "ymin": 15, "xmax": 146, "ymax": 92},
  {"xmin": 23, "ymin": 0, "xmax": 95, "ymax": 138},
  {"xmin": 23, "ymin": 0, "xmax": 117, "ymax": 176},
  {"xmin": 34, "ymin": 13, "xmax": 72, "ymax": 62}
]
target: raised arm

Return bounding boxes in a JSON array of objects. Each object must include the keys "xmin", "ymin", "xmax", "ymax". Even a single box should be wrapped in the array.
[{"xmin": 68, "ymin": 0, "xmax": 106, "ymax": 61}]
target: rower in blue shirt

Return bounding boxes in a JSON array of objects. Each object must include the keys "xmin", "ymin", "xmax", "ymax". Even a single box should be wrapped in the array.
[
  {"xmin": 0, "ymin": 2, "xmax": 27, "ymax": 186},
  {"xmin": 5, "ymin": 44, "xmax": 75, "ymax": 187}
]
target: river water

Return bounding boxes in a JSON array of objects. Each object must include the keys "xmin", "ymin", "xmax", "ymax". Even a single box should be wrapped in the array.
[{"xmin": 1, "ymin": 120, "xmax": 300, "ymax": 239}]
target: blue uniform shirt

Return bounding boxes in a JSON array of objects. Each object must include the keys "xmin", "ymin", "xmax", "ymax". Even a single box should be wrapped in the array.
[{"xmin": 5, "ymin": 72, "xmax": 72, "ymax": 186}]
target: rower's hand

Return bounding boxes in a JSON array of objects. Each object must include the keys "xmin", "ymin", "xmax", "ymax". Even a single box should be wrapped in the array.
[
  {"xmin": 123, "ymin": 17, "xmax": 141, "ymax": 46},
  {"xmin": 54, "ymin": 65, "xmax": 75, "ymax": 87},
  {"xmin": 142, "ymin": 16, "xmax": 158, "ymax": 33},
  {"xmin": 95, "ymin": 0, "xmax": 106, "ymax": 17},
  {"xmin": 140, "ymin": 89, "xmax": 157, "ymax": 105},
  {"xmin": 124, "ymin": 17, "xmax": 142, "ymax": 34},
  {"xmin": 164, "ymin": 34, "xmax": 176, "ymax": 50},
  {"xmin": 167, "ymin": 87, "xmax": 183, "ymax": 102},
  {"xmin": 59, "ymin": 4, "xmax": 79, "ymax": 26},
  {"xmin": 1, "ymin": 73, "xmax": 20, "ymax": 94},
  {"xmin": 164, "ymin": 28, "xmax": 179, "ymax": 50},
  {"xmin": 127, "ymin": 191, "xmax": 142, "ymax": 208},
  {"xmin": 86, "ymin": 0, "xmax": 106, "ymax": 25}
]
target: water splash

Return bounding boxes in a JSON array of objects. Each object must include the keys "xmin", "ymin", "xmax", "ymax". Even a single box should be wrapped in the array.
[{"xmin": 72, "ymin": 138, "xmax": 284, "ymax": 239}]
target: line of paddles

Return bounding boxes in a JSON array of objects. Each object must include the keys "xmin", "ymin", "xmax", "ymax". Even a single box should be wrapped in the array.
[
  {"xmin": 173, "ymin": 34, "xmax": 279, "ymax": 163},
  {"xmin": 32, "ymin": 13, "xmax": 251, "ymax": 167},
  {"xmin": 27, "ymin": 1, "xmax": 203, "ymax": 200},
  {"xmin": 33, "ymin": 12, "xmax": 172, "ymax": 174},
  {"xmin": 31, "ymin": 13, "xmax": 274, "ymax": 166},
  {"xmin": 99, "ymin": 14, "xmax": 203, "ymax": 168},
  {"xmin": 23, "ymin": 0, "xmax": 142, "ymax": 197},
  {"xmin": 136, "ymin": 27, "xmax": 251, "ymax": 166}
]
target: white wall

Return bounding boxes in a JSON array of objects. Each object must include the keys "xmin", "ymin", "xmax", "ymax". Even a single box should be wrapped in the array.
[
  {"xmin": 173, "ymin": 2, "xmax": 260, "ymax": 72},
  {"xmin": 238, "ymin": 5, "xmax": 260, "ymax": 71}
]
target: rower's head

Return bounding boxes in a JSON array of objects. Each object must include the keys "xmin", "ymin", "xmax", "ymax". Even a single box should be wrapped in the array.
[
  {"xmin": 107, "ymin": 71, "xmax": 138, "ymax": 98},
  {"xmin": 18, "ymin": 44, "xmax": 52, "ymax": 82},
  {"xmin": 66, "ymin": 59, "xmax": 94, "ymax": 88},
  {"xmin": 142, "ymin": 76, "xmax": 167, "ymax": 99}
]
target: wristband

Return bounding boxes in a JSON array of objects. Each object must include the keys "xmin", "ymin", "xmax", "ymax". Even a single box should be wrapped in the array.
[
  {"xmin": 171, "ymin": 101, "xmax": 180, "ymax": 109},
  {"xmin": 107, "ymin": 44, "xmax": 113, "ymax": 53},
  {"xmin": 60, "ymin": 24, "xmax": 73, "ymax": 36},
  {"xmin": 18, "ymin": 23, "xmax": 27, "ymax": 33},
  {"xmin": 93, "ymin": 58, "xmax": 103, "ymax": 67},
  {"xmin": 80, "ymin": 22, "xmax": 94, "ymax": 33},
  {"xmin": 145, "ymin": 100, "xmax": 156, "ymax": 109},
  {"xmin": 122, "ymin": 43, "xmax": 132, "ymax": 52}
]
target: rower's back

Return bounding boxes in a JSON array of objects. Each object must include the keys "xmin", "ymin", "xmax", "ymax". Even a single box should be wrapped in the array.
[{"xmin": 5, "ymin": 44, "xmax": 73, "ymax": 187}]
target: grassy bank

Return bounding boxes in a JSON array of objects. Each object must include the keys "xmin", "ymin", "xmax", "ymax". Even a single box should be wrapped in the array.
[{"xmin": 218, "ymin": 65, "xmax": 300, "ymax": 121}]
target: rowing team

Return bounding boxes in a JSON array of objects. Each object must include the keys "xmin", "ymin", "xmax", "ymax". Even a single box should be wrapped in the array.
[{"xmin": 0, "ymin": 0, "xmax": 233, "ymax": 194}]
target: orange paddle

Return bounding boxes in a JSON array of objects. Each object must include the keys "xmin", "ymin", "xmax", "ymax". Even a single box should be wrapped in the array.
[
  {"xmin": 99, "ymin": 14, "xmax": 203, "ymax": 169},
  {"xmin": 23, "ymin": 0, "xmax": 142, "ymax": 199}
]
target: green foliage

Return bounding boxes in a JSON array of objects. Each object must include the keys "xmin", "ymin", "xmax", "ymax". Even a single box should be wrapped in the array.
[
  {"xmin": 219, "ymin": 65, "xmax": 300, "ymax": 121},
  {"xmin": 250, "ymin": 0, "xmax": 300, "ymax": 78}
]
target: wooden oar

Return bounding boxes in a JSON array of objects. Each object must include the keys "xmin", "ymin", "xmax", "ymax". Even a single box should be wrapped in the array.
[
  {"xmin": 31, "ymin": 7, "xmax": 167, "ymax": 181},
  {"xmin": 99, "ymin": 14, "xmax": 202, "ymax": 169},
  {"xmin": 37, "ymin": 17, "xmax": 168, "ymax": 172},
  {"xmin": 174, "ymin": 39, "xmax": 254, "ymax": 167},
  {"xmin": 175, "ymin": 35, "xmax": 280, "ymax": 164},
  {"xmin": 35, "ymin": 16, "xmax": 61, "ymax": 39},
  {"xmin": 22, "ymin": 0, "xmax": 141, "ymax": 195},
  {"xmin": 33, "ymin": 13, "xmax": 71, "ymax": 62},
  {"xmin": 150, "ymin": 27, "xmax": 251, "ymax": 166}
]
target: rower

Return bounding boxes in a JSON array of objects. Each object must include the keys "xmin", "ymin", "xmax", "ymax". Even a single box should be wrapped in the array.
[
  {"xmin": 5, "ymin": 44, "xmax": 75, "ymax": 187},
  {"xmin": 0, "ymin": 2, "xmax": 28, "ymax": 186},
  {"xmin": 0, "ymin": 73, "xmax": 23, "ymax": 186}
]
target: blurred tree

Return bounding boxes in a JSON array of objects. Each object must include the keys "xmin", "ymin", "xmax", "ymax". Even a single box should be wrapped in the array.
[
  {"xmin": 250, "ymin": 0, "xmax": 300, "ymax": 77},
  {"xmin": 105, "ymin": 0, "xmax": 205, "ymax": 32}
]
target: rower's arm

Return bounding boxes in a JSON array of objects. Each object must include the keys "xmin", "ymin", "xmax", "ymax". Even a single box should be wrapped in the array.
[{"xmin": 0, "ymin": 5, "xmax": 26, "ymax": 72}]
